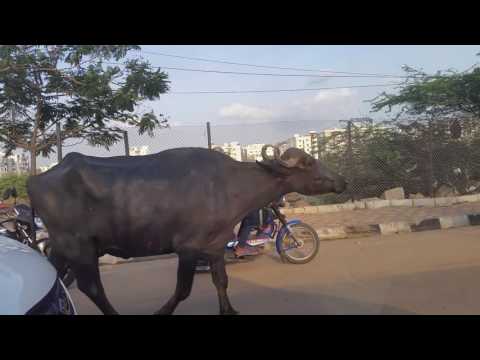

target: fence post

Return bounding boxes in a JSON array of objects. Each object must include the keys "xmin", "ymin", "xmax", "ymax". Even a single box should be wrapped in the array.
[
  {"xmin": 56, "ymin": 122, "xmax": 62, "ymax": 162},
  {"xmin": 206, "ymin": 122, "xmax": 212, "ymax": 149},
  {"xmin": 342, "ymin": 119, "xmax": 356, "ymax": 201},
  {"xmin": 123, "ymin": 130, "xmax": 130, "ymax": 156}
]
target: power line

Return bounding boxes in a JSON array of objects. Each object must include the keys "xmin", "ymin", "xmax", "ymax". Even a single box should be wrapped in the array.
[
  {"xmin": 106, "ymin": 61, "xmax": 407, "ymax": 79},
  {"xmin": 139, "ymin": 49, "xmax": 408, "ymax": 78},
  {"xmin": 158, "ymin": 65, "xmax": 407, "ymax": 79},
  {"xmin": 168, "ymin": 83, "xmax": 401, "ymax": 94}
]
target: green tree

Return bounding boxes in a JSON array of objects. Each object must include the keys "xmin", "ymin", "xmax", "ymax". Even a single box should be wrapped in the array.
[
  {"xmin": 0, "ymin": 45, "xmax": 170, "ymax": 174},
  {"xmin": 371, "ymin": 64, "xmax": 480, "ymax": 119},
  {"xmin": 0, "ymin": 174, "xmax": 29, "ymax": 200},
  {"xmin": 370, "ymin": 62, "xmax": 480, "ymax": 196}
]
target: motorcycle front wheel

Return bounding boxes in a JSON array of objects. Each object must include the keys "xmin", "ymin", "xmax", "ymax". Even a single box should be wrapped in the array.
[{"xmin": 277, "ymin": 222, "xmax": 320, "ymax": 264}]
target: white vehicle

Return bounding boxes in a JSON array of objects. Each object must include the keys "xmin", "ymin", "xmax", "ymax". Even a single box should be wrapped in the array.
[{"xmin": 0, "ymin": 234, "xmax": 77, "ymax": 315}]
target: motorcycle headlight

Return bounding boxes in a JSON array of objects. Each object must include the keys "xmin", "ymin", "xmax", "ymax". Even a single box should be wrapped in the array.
[
  {"xmin": 34, "ymin": 217, "xmax": 44, "ymax": 229},
  {"xmin": 26, "ymin": 278, "xmax": 76, "ymax": 315}
]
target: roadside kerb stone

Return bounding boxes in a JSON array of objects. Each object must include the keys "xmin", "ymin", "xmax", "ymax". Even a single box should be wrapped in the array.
[
  {"xmin": 411, "ymin": 218, "xmax": 441, "ymax": 232},
  {"xmin": 379, "ymin": 222, "xmax": 412, "ymax": 235},
  {"xmin": 439, "ymin": 214, "xmax": 470, "ymax": 229},
  {"xmin": 316, "ymin": 226, "xmax": 348, "ymax": 240},
  {"xmin": 468, "ymin": 214, "xmax": 480, "ymax": 225},
  {"xmin": 344, "ymin": 224, "xmax": 381, "ymax": 237}
]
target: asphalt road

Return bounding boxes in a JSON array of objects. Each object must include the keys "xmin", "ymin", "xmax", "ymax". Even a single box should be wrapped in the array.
[{"xmin": 70, "ymin": 226, "xmax": 480, "ymax": 315}]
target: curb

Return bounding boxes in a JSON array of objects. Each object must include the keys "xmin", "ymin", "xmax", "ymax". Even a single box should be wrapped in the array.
[
  {"xmin": 281, "ymin": 194, "xmax": 480, "ymax": 215},
  {"xmin": 317, "ymin": 212, "xmax": 480, "ymax": 240},
  {"xmin": 99, "ymin": 213, "xmax": 480, "ymax": 266}
]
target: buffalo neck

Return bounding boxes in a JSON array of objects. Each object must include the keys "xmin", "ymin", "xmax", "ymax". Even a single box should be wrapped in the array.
[{"xmin": 229, "ymin": 162, "xmax": 291, "ymax": 221}]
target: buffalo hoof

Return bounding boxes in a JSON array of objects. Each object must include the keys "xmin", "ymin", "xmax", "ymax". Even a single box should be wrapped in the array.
[
  {"xmin": 153, "ymin": 308, "xmax": 173, "ymax": 315},
  {"xmin": 220, "ymin": 309, "xmax": 239, "ymax": 315}
]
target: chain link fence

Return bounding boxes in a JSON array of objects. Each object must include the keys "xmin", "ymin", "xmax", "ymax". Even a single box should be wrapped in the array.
[{"xmin": 28, "ymin": 116, "xmax": 480, "ymax": 208}]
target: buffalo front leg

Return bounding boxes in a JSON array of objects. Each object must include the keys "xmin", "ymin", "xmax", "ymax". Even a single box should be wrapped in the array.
[
  {"xmin": 74, "ymin": 265, "xmax": 119, "ymax": 315},
  {"xmin": 154, "ymin": 252, "xmax": 197, "ymax": 315},
  {"xmin": 209, "ymin": 254, "xmax": 238, "ymax": 315},
  {"xmin": 73, "ymin": 258, "xmax": 119, "ymax": 315},
  {"xmin": 58, "ymin": 236, "xmax": 118, "ymax": 315}
]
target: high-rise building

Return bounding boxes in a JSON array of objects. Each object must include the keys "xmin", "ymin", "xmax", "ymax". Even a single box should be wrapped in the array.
[
  {"xmin": 284, "ymin": 131, "xmax": 321, "ymax": 159},
  {"xmin": 245, "ymin": 143, "xmax": 266, "ymax": 161},
  {"xmin": 213, "ymin": 142, "xmax": 246, "ymax": 161},
  {"xmin": 130, "ymin": 145, "xmax": 149, "ymax": 156},
  {"xmin": 0, "ymin": 152, "xmax": 30, "ymax": 175}
]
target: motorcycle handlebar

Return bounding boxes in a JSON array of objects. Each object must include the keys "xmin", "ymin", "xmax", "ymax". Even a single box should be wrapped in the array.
[{"xmin": 270, "ymin": 205, "xmax": 288, "ymax": 226}]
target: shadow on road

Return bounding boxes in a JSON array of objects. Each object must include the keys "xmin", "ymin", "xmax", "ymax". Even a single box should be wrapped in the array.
[{"xmin": 174, "ymin": 276, "xmax": 416, "ymax": 315}]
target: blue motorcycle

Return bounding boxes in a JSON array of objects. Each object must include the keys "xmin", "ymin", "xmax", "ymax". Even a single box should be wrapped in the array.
[{"xmin": 195, "ymin": 205, "xmax": 320, "ymax": 272}]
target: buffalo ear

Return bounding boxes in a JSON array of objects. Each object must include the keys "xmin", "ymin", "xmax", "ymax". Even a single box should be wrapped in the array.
[{"xmin": 256, "ymin": 160, "xmax": 292, "ymax": 176}]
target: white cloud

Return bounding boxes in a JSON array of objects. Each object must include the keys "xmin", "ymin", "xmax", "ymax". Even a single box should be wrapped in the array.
[
  {"xmin": 313, "ymin": 88, "xmax": 354, "ymax": 103},
  {"xmin": 215, "ymin": 87, "xmax": 374, "ymax": 126},
  {"xmin": 219, "ymin": 103, "xmax": 275, "ymax": 121}
]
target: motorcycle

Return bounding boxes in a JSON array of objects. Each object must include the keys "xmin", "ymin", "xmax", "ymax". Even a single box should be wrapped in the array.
[
  {"xmin": 0, "ymin": 187, "xmax": 76, "ymax": 288},
  {"xmin": 195, "ymin": 204, "xmax": 320, "ymax": 272}
]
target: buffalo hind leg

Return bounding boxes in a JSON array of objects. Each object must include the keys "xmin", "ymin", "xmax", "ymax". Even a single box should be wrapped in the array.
[
  {"xmin": 209, "ymin": 254, "xmax": 238, "ymax": 315},
  {"xmin": 154, "ymin": 252, "xmax": 197, "ymax": 315}
]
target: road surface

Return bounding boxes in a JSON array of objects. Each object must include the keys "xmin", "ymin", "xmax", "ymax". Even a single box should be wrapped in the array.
[{"xmin": 70, "ymin": 226, "xmax": 480, "ymax": 315}]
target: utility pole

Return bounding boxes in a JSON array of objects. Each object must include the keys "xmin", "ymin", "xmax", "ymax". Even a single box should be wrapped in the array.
[
  {"xmin": 56, "ymin": 122, "xmax": 62, "ymax": 162},
  {"xmin": 340, "ymin": 119, "xmax": 355, "ymax": 200},
  {"xmin": 123, "ymin": 130, "xmax": 130, "ymax": 156},
  {"xmin": 206, "ymin": 122, "xmax": 212, "ymax": 149}
]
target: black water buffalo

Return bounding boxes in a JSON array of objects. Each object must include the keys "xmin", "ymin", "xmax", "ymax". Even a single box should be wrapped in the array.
[{"xmin": 27, "ymin": 145, "xmax": 346, "ymax": 315}]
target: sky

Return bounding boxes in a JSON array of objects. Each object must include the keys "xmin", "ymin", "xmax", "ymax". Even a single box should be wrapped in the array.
[
  {"xmin": 137, "ymin": 45, "xmax": 480, "ymax": 125},
  {"xmin": 37, "ymin": 45, "xmax": 480, "ymax": 166}
]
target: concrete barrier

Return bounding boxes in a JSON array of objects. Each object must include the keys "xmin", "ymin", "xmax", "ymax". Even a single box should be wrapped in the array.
[
  {"xmin": 304, "ymin": 206, "xmax": 319, "ymax": 214},
  {"xmin": 456, "ymin": 194, "xmax": 480, "ymax": 203},
  {"xmin": 412, "ymin": 198, "xmax": 435, "ymax": 207},
  {"xmin": 317, "ymin": 204, "xmax": 341, "ymax": 214},
  {"xmin": 336, "ymin": 203, "xmax": 356, "ymax": 211},
  {"xmin": 365, "ymin": 200, "xmax": 390, "ymax": 209},
  {"xmin": 353, "ymin": 201, "xmax": 366, "ymax": 210},
  {"xmin": 284, "ymin": 193, "xmax": 480, "ymax": 214},
  {"xmin": 390, "ymin": 199, "xmax": 413, "ymax": 207},
  {"xmin": 434, "ymin": 197, "xmax": 457, "ymax": 207}
]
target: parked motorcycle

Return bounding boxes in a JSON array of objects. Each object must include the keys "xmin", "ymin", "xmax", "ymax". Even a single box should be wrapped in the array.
[
  {"xmin": 195, "ymin": 204, "xmax": 320, "ymax": 272},
  {"xmin": 0, "ymin": 187, "xmax": 76, "ymax": 288}
]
